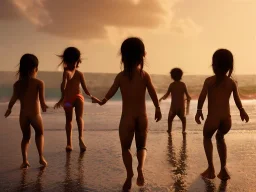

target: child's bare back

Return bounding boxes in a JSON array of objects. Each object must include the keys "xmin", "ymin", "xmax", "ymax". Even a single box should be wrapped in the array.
[
  {"xmin": 16, "ymin": 78, "xmax": 47, "ymax": 116},
  {"xmin": 169, "ymin": 81, "xmax": 189, "ymax": 114},
  {"xmin": 204, "ymin": 76, "xmax": 234, "ymax": 118}
]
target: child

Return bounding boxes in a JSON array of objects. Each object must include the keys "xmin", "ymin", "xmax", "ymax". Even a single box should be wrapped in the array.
[
  {"xmin": 54, "ymin": 47, "xmax": 93, "ymax": 153},
  {"xmin": 92, "ymin": 37, "xmax": 162, "ymax": 191},
  {"xmin": 195, "ymin": 49, "xmax": 249, "ymax": 180},
  {"xmin": 159, "ymin": 68, "xmax": 191, "ymax": 133},
  {"xmin": 4, "ymin": 54, "xmax": 48, "ymax": 169}
]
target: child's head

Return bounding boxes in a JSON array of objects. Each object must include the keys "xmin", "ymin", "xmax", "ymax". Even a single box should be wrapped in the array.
[
  {"xmin": 170, "ymin": 68, "xmax": 183, "ymax": 81},
  {"xmin": 212, "ymin": 49, "xmax": 233, "ymax": 77},
  {"xmin": 120, "ymin": 37, "xmax": 145, "ymax": 79},
  {"xmin": 59, "ymin": 47, "xmax": 81, "ymax": 71},
  {"xmin": 18, "ymin": 54, "xmax": 39, "ymax": 79}
]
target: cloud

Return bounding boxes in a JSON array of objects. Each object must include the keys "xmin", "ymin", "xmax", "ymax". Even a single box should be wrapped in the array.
[
  {"xmin": 170, "ymin": 18, "xmax": 202, "ymax": 37},
  {"xmin": 0, "ymin": 0, "xmax": 201, "ymax": 40}
]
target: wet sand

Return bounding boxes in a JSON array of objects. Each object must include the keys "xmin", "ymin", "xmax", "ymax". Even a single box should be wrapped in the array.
[{"xmin": 0, "ymin": 102, "xmax": 256, "ymax": 192}]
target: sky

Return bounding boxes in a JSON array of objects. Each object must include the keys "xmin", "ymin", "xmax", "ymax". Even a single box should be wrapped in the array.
[{"xmin": 0, "ymin": 0, "xmax": 256, "ymax": 75}]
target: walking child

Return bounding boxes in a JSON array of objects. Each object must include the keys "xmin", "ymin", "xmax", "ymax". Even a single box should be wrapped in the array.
[
  {"xmin": 159, "ymin": 68, "xmax": 191, "ymax": 133},
  {"xmin": 92, "ymin": 37, "xmax": 162, "ymax": 191},
  {"xmin": 195, "ymin": 49, "xmax": 249, "ymax": 180},
  {"xmin": 4, "ymin": 54, "xmax": 48, "ymax": 169},
  {"xmin": 54, "ymin": 47, "xmax": 93, "ymax": 152}
]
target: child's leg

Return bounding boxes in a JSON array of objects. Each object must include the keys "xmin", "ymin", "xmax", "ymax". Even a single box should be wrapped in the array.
[
  {"xmin": 216, "ymin": 117, "xmax": 231, "ymax": 180},
  {"xmin": 135, "ymin": 115, "xmax": 148, "ymax": 186},
  {"xmin": 168, "ymin": 111, "xmax": 176, "ymax": 133},
  {"xmin": 30, "ymin": 114, "xmax": 47, "ymax": 166},
  {"xmin": 64, "ymin": 108, "xmax": 73, "ymax": 151},
  {"xmin": 19, "ymin": 115, "xmax": 31, "ymax": 169},
  {"xmin": 177, "ymin": 112, "xmax": 186, "ymax": 133},
  {"xmin": 74, "ymin": 98, "xmax": 86, "ymax": 152},
  {"xmin": 119, "ymin": 115, "xmax": 135, "ymax": 190},
  {"xmin": 202, "ymin": 116, "xmax": 219, "ymax": 179}
]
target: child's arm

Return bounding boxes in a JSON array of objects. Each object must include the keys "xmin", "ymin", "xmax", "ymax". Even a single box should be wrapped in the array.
[
  {"xmin": 5, "ymin": 83, "xmax": 19, "ymax": 117},
  {"xmin": 54, "ymin": 71, "xmax": 68, "ymax": 109},
  {"xmin": 99, "ymin": 74, "xmax": 121, "ymax": 105},
  {"xmin": 159, "ymin": 84, "xmax": 171, "ymax": 102},
  {"xmin": 39, "ymin": 81, "xmax": 48, "ymax": 112},
  {"xmin": 184, "ymin": 84, "xmax": 191, "ymax": 101},
  {"xmin": 232, "ymin": 81, "xmax": 249, "ymax": 122},
  {"xmin": 145, "ymin": 72, "xmax": 162, "ymax": 122},
  {"xmin": 195, "ymin": 79, "xmax": 208, "ymax": 124},
  {"xmin": 80, "ymin": 72, "xmax": 92, "ymax": 97}
]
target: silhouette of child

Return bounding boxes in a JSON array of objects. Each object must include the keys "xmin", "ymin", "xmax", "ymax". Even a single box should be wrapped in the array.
[
  {"xmin": 195, "ymin": 49, "xmax": 249, "ymax": 180},
  {"xmin": 5, "ymin": 54, "xmax": 48, "ymax": 169},
  {"xmin": 92, "ymin": 37, "xmax": 162, "ymax": 191},
  {"xmin": 159, "ymin": 68, "xmax": 191, "ymax": 133},
  {"xmin": 54, "ymin": 47, "xmax": 93, "ymax": 153}
]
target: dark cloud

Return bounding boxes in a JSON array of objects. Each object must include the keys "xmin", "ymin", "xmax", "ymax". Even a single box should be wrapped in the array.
[{"xmin": 0, "ymin": 0, "xmax": 168, "ymax": 39}]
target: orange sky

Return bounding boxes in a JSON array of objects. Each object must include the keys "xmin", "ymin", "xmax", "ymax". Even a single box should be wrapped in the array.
[{"xmin": 0, "ymin": 0, "xmax": 255, "ymax": 75}]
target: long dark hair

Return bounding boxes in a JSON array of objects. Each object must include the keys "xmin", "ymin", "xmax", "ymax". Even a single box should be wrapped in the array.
[
  {"xmin": 212, "ymin": 49, "xmax": 234, "ymax": 78},
  {"xmin": 120, "ymin": 37, "xmax": 145, "ymax": 80},
  {"xmin": 58, "ymin": 47, "xmax": 81, "ymax": 71},
  {"xmin": 17, "ymin": 54, "xmax": 38, "ymax": 80}
]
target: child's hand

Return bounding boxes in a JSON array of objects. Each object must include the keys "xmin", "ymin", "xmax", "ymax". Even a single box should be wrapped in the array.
[
  {"xmin": 195, "ymin": 110, "xmax": 204, "ymax": 124},
  {"xmin": 41, "ymin": 104, "xmax": 49, "ymax": 112},
  {"xmin": 159, "ymin": 98, "xmax": 163, "ymax": 103},
  {"xmin": 54, "ymin": 100, "xmax": 63, "ymax": 109},
  {"xmin": 4, "ymin": 109, "xmax": 11, "ymax": 118},
  {"xmin": 155, "ymin": 107, "xmax": 162, "ymax": 122},
  {"xmin": 91, "ymin": 96, "xmax": 101, "ymax": 104},
  {"xmin": 240, "ymin": 108, "xmax": 249, "ymax": 122}
]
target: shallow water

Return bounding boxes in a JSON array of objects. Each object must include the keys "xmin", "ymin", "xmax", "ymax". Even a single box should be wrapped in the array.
[{"xmin": 0, "ymin": 100, "xmax": 256, "ymax": 191}]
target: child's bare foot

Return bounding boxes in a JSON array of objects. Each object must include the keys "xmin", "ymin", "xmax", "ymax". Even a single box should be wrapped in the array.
[
  {"xmin": 201, "ymin": 167, "xmax": 216, "ymax": 179},
  {"xmin": 66, "ymin": 145, "xmax": 73, "ymax": 152},
  {"xmin": 137, "ymin": 168, "xmax": 145, "ymax": 186},
  {"xmin": 122, "ymin": 176, "xmax": 133, "ymax": 192},
  {"xmin": 79, "ymin": 139, "xmax": 87, "ymax": 153},
  {"xmin": 39, "ymin": 156, "xmax": 48, "ymax": 167},
  {"xmin": 167, "ymin": 130, "xmax": 172, "ymax": 133},
  {"xmin": 20, "ymin": 161, "xmax": 30, "ymax": 169},
  {"xmin": 217, "ymin": 167, "xmax": 231, "ymax": 181},
  {"xmin": 182, "ymin": 131, "xmax": 186, "ymax": 134}
]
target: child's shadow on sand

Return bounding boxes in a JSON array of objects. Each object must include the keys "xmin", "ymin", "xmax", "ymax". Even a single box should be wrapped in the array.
[{"xmin": 187, "ymin": 176, "xmax": 228, "ymax": 192}]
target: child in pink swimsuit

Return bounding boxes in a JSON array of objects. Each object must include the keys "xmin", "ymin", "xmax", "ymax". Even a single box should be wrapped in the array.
[{"xmin": 54, "ymin": 47, "xmax": 93, "ymax": 152}]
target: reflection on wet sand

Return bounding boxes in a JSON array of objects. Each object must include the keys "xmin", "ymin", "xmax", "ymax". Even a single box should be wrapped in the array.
[
  {"xmin": 168, "ymin": 133, "xmax": 187, "ymax": 191},
  {"xmin": 202, "ymin": 178, "xmax": 228, "ymax": 192},
  {"xmin": 18, "ymin": 166, "xmax": 45, "ymax": 192},
  {"xmin": 64, "ymin": 152, "xmax": 92, "ymax": 192}
]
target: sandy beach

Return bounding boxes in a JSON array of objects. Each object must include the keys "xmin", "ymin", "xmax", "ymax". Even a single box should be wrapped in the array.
[{"xmin": 0, "ymin": 100, "xmax": 256, "ymax": 192}]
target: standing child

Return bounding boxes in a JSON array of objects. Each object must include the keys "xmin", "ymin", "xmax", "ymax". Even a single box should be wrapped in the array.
[
  {"xmin": 92, "ymin": 37, "xmax": 162, "ymax": 191},
  {"xmin": 195, "ymin": 49, "xmax": 249, "ymax": 180},
  {"xmin": 54, "ymin": 47, "xmax": 93, "ymax": 153},
  {"xmin": 4, "ymin": 54, "xmax": 48, "ymax": 169},
  {"xmin": 159, "ymin": 68, "xmax": 191, "ymax": 133}
]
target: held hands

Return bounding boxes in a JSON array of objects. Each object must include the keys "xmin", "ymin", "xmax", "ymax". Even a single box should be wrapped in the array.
[
  {"xmin": 240, "ymin": 108, "xmax": 249, "ymax": 123},
  {"xmin": 195, "ymin": 110, "xmax": 204, "ymax": 124},
  {"xmin": 91, "ymin": 96, "xmax": 107, "ymax": 106},
  {"xmin": 4, "ymin": 108, "xmax": 12, "ymax": 118},
  {"xmin": 155, "ymin": 107, "xmax": 162, "ymax": 122},
  {"xmin": 54, "ymin": 99, "xmax": 63, "ymax": 109}
]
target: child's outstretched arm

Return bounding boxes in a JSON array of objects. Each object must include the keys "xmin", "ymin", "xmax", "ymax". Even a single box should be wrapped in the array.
[
  {"xmin": 159, "ymin": 84, "xmax": 171, "ymax": 102},
  {"xmin": 232, "ymin": 81, "xmax": 249, "ymax": 122},
  {"xmin": 39, "ymin": 81, "xmax": 48, "ymax": 112},
  {"xmin": 5, "ymin": 83, "xmax": 19, "ymax": 117},
  {"xmin": 80, "ymin": 72, "xmax": 92, "ymax": 97},
  {"xmin": 144, "ymin": 72, "xmax": 162, "ymax": 122},
  {"xmin": 195, "ymin": 79, "xmax": 208, "ymax": 124},
  {"xmin": 99, "ymin": 74, "xmax": 121, "ymax": 105}
]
